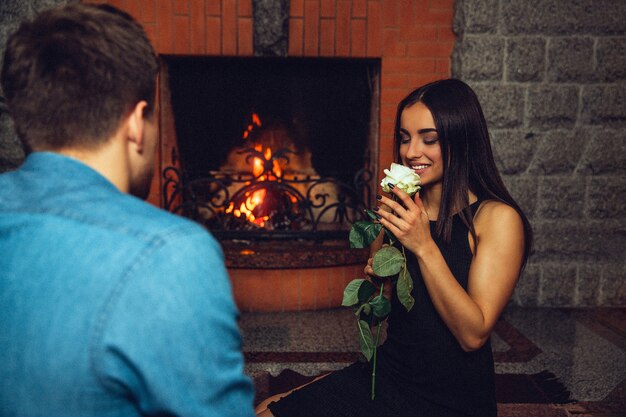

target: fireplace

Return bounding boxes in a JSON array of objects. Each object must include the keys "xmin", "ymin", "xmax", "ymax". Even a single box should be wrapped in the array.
[
  {"xmin": 90, "ymin": 0, "xmax": 455, "ymax": 311},
  {"xmin": 162, "ymin": 56, "xmax": 379, "ymax": 241}
]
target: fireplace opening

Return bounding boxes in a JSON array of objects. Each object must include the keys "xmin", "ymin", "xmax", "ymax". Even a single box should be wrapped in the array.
[{"xmin": 161, "ymin": 56, "xmax": 379, "ymax": 267}]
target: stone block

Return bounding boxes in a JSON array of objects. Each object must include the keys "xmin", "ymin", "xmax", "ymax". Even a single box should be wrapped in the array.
[
  {"xmin": 454, "ymin": 0, "xmax": 499, "ymax": 35},
  {"xmin": 511, "ymin": 263, "xmax": 540, "ymax": 306},
  {"xmin": 576, "ymin": 264, "xmax": 601, "ymax": 306},
  {"xmin": 539, "ymin": 263, "xmax": 576, "ymax": 306},
  {"xmin": 547, "ymin": 37, "xmax": 595, "ymax": 82},
  {"xmin": 599, "ymin": 264, "xmax": 626, "ymax": 306},
  {"xmin": 506, "ymin": 37, "xmax": 546, "ymax": 82},
  {"xmin": 501, "ymin": 176, "xmax": 537, "ymax": 218},
  {"xmin": 490, "ymin": 129, "xmax": 537, "ymax": 174},
  {"xmin": 537, "ymin": 177, "xmax": 584, "ymax": 219},
  {"xmin": 581, "ymin": 84, "xmax": 626, "ymax": 127},
  {"xmin": 596, "ymin": 38, "xmax": 626, "ymax": 82},
  {"xmin": 585, "ymin": 177, "xmax": 626, "ymax": 219},
  {"xmin": 455, "ymin": 36, "xmax": 504, "ymax": 81},
  {"xmin": 0, "ymin": 111, "xmax": 24, "ymax": 173},
  {"xmin": 576, "ymin": 129, "xmax": 626, "ymax": 175},
  {"xmin": 253, "ymin": 0, "xmax": 289, "ymax": 56},
  {"xmin": 528, "ymin": 129, "xmax": 586, "ymax": 175},
  {"xmin": 472, "ymin": 83, "xmax": 525, "ymax": 128},
  {"xmin": 527, "ymin": 85, "xmax": 578, "ymax": 129},
  {"xmin": 531, "ymin": 219, "xmax": 624, "ymax": 262},
  {"xmin": 501, "ymin": 0, "xmax": 626, "ymax": 35}
]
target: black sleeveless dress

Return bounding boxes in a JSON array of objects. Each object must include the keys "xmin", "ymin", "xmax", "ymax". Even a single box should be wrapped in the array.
[{"xmin": 268, "ymin": 201, "xmax": 497, "ymax": 417}]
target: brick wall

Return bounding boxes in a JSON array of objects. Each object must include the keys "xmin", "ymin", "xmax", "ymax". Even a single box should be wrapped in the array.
[
  {"xmin": 80, "ymin": 0, "xmax": 455, "ymax": 183},
  {"xmin": 453, "ymin": 0, "xmax": 626, "ymax": 307}
]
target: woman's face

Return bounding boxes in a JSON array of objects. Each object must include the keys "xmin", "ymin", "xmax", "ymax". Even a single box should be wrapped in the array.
[{"xmin": 398, "ymin": 102, "xmax": 443, "ymax": 190}]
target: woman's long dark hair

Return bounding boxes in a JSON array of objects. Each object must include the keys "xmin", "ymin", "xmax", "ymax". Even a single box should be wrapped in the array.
[{"xmin": 393, "ymin": 79, "xmax": 533, "ymax": 267}]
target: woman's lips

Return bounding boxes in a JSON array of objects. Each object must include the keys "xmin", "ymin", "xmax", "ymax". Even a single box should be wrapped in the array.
[{"xmin": 410, "ymin": 164, "xmax": 429, "ymax": 175}]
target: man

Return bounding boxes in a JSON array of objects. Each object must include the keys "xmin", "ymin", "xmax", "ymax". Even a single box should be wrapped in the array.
[{"xmin": 0, "ymin": 4, "xmax": 255, "ymax": 416}]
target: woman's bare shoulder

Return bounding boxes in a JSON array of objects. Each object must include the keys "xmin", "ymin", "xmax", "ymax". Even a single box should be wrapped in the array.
[{"xmin": 474, "ymin": 200, "xmax": 523, "ymax": 236}]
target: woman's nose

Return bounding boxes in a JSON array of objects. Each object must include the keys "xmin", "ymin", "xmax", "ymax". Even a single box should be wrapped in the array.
[{"xmin": 406, "ymin": 140, "xmax": 423, "ymax": 159}]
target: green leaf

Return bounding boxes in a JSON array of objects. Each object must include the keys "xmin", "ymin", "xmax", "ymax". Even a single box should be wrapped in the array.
[
  {"xmin": 364, "ymin": 209, "xmax": 379, "ymax": 221},
  {"xmin": 342, "ymin": 279, "xmax": 366, "ymax": 307},
  {"xmin": 372, "ymin": 246, "xmax": 404, "ymax": 277},
  {"xmin": 357, "ymin": 280, "xmax": 376, "ymax": 304},
  {"xmin": 357, "ymin": 319, "xmax": 375, "ymax": 361},
  {"xmin": 396, "ymin": 265, "xmax": 415, "ymax": 312},
  {"xmin": 349, "ymin": 221, "xmax": 382, "ymax": 249},
  {"xmin": 343, "ymin": 279, "xmax": 377, "ymax": 308},
  {"xmin": 369, "ymin": 295, "xmax": 391, "ymax": 318},
  {"xmin": 355, "ymin": 302, "xmax": 372, "ymax": 318}
]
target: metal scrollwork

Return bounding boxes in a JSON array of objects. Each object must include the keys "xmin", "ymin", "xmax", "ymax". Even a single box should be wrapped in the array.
[{"xmin": 162, "ymin": 149, "xmax": 372, "ymax": 241}]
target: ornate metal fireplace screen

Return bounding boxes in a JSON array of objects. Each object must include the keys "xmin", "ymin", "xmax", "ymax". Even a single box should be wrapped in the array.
[{"xmin": 162, "ymin": 146, "xmax": 373, "ymax": 241}]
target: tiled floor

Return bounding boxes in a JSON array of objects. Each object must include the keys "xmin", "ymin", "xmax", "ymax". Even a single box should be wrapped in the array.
[{"xmin": 240, "ymin": 307, "xmax": 626, "ymax": 416}]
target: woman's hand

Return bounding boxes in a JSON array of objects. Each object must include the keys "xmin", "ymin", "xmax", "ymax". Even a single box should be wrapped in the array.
[{"xmin": 375, "ymin": 186, "xmax": 434, "ymax": 257}]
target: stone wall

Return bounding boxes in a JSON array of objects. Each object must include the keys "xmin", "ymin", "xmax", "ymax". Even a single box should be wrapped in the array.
[{"xmin": 453, "ymin": 0, "xmax": 626, "ymax": 306}]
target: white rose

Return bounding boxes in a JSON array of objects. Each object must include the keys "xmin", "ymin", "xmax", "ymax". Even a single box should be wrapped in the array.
[{"xmin": 380, "ymin": 163, "xmax": 421, "ymax": 196}]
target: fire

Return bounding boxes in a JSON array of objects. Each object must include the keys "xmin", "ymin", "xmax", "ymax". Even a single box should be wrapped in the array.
[{"xmin": 226, "ymin": 113, "xmax": 281, "ymax": 228}]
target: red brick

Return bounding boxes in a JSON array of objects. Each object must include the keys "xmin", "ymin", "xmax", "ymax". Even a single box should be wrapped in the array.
[
  {"xmin": 416, "ymin": 8, "xmax": 453, "ymax": 24},
  {"xmin": 291, "ymin": 0, "xmax": 305, "ymax": 16},
  {"xmin": 435, "ymin": 58, "xmax": 450, "ymax": 75},
  {"xmin": 143, "ymin": 23, "xmax": 158, "ymax": 47},
  {"xmin": 406, "ymin": 41, "xmax": 453, "ymax": 57},
  {"xmin": 157, "ymin": 0, "xmax": 175, "ymax": 53},
  {"xmin": 351, "ymin": 18, "xmax": 366, "ymax": 56},
  {"xmin": 382, "ymin": 73, "xmax": 407, "ymax": 89},
  {"xmin": 207, "ymin": 16, "xmax": 222, "ymax": 54},
  {"xmin": 383, "ymin": 0, "xmax": 398, "ymax": 28},
  {"xmin": 189, "ymin": 0, "xmax": 206, "ymax": 54},
  {"xmin": 380, "ymin": 103, "xmax": 398, "ymax": 120},
  {"xmin": 320, "ymin": 18, "xmax": 335, "ymax": 56},
  {"xmin": 222, "ymin": 0, "xmax": 237, "ymax": 55},
  {"xmin": 382, "ymin": 88, "xmax": 410, "ymax": 105},
  {"xmin": 398, "ymin": 0, "xmax": 415, "ymax": 34},
  {"xmin": 238, "ymin": 17, "xmax": 253, "ymax": 55},
  {"xmin": 437, "ymin": 26, "xmax": 456, "ymax": 41},
  {"xmin": 429, "ymin": 0, "xmax": 453, "ymax": 11},
  {"xmin": 383, "ymin": 29, "xmax": 406, "ymax": 57},
  {"xmin": 142, "ymin": 0, "xmax": 157, "ymax": 23},
  {"xmin": 400, "ymin": 26, "xmax": 438, "ymax": 42},
  {"xmin": 352, "ymin": 0, "xmax": 366, "ymax": 17},
  {"xmin": 125, "ymin": 0, "xmax": 143, "ymax": 20},
  {"xmin": 174, "ymin": 15, "xmax": 191, "ymax": 53},
  {"xmin": 207, "ymin": 0, "xmax": 221, "ymax": 15},
  {"xmin": 174, "ymin": 0, "xmax": 188, "ymax": 15},
  {"xmin": 304, "ymin": 0, "xmax": 320, "ymax": 56},
  {"xmin": 238, "ymin": 0, "xmax": 252, "ymax": 16},
  {"xmin": 335, "ymin": 0, "xmax": 351, "ymax": 56},
  {"xmin": 407, "ymin": 73, "xmax": 443, "ymax": 87},
  {"xmin": 383, "ymin": 57, "xmax": 436, "ymax": 73},
  {"xmin": 289, "ymin": 18, "xmax": 304, "ymax": 56},
  {"xmin": 366, "ymin": 1, "xmax": 383, "ymax": 57},
  {"xmin": 320, "ymin": 0, "xmax": 336, "ymax": 17}
]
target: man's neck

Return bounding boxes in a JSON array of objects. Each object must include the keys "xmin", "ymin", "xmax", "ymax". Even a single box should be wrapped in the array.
[{"xmin": 56, "ymin": 138, "xmax": 130, "ymax": 194}]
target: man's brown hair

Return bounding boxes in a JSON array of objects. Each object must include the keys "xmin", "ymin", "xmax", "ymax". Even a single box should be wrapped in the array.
[{"xmin": 1, "ymin": 4, "xmax": 159, "ymax": 152}]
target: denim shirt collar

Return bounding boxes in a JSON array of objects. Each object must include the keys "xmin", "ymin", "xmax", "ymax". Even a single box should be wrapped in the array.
[{"xmin": 21, "ymin": 151, "xmax": 121, "ymax": 194}]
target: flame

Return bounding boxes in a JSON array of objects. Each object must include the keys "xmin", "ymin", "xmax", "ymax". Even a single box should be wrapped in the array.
[{"xmin": 242, "ymin": 113, "xmax": 262, "ymax": 140}]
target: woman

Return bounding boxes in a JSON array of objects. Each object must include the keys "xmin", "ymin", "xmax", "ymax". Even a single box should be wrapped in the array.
[{"xmin": 256, "ymin": 79, "xmax": 532, "ymax": 417}]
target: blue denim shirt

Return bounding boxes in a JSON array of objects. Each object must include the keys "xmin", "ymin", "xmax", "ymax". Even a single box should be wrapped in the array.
[{"xmin": 0, "ymin": 152, "xmax": 255, "ymax": 417}]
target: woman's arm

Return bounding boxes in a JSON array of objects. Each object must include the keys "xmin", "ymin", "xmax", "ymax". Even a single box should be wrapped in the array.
[{"xmin": 376, "ymin": 191, "xmax": 525, "ymax": 352}]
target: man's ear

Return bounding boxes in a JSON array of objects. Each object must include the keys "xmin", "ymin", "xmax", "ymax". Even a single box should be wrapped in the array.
[{"xmin": 127, "ymin": 101, "xmax": 148, "ymax": 153}]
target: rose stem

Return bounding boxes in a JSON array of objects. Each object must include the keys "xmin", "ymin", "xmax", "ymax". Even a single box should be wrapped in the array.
[{"xmin": 371, "ymin": 282, "xmax": 384, "ymax": 400}]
